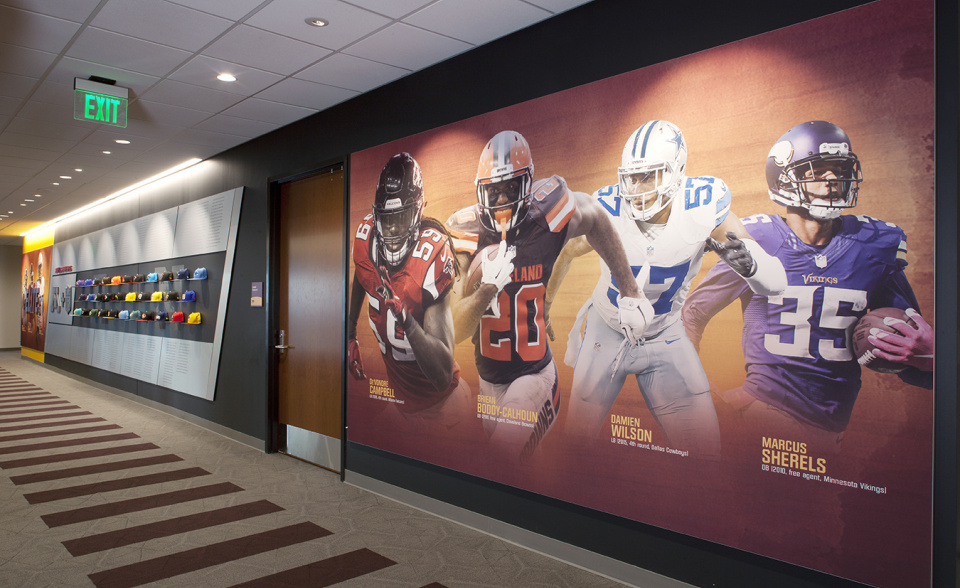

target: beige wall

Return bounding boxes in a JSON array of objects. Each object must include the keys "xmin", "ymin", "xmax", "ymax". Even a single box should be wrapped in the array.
[{"xmin": 0, "ymin": 244, "xmax": 22, "ymax": 348}]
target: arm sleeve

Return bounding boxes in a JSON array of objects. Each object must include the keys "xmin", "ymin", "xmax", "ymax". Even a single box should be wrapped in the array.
[
  {"xmin": 741, "ymin": 238, "xmax": 787, "ymax": 297},
  {"xmin": 682, "ymin": 262, "xmax": 751, "ymax": 351}
]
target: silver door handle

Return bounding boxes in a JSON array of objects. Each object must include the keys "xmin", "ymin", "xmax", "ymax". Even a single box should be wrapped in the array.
[{"xmin": 276, "ymin": 330, "xmax": 289, "ymax": 350}]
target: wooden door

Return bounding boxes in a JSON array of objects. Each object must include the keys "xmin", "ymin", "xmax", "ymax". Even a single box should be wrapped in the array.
[{"xmin": 277, "ymin": 167, "xmax": 344, "ymax": 471}]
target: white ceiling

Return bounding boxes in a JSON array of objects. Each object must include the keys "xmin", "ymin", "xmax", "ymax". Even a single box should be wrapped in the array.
[{"xmin": 0, "ymin": 0, "xmax": 592, "ymax": 244}]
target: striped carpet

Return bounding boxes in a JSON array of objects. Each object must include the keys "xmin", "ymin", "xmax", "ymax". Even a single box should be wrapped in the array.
[{"xmin": 0, "ymin": 359, "xmax": 629, "ymax": 588}]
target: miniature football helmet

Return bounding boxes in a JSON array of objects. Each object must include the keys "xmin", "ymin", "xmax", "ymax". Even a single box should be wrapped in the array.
[
  {"xmin": 766, "ymin": 121, "xmax": 862, "ymax": 220},
  {"xmin": 373, "ymin": 152, "xmax": 425, "ymax": 267},
  {"xmin": 618, "ymin": 120, "xmax": 688, "ymax": 221},
  {"xmin": 475, "ymin": 130, "xmax": 534, "ymax": 232}
]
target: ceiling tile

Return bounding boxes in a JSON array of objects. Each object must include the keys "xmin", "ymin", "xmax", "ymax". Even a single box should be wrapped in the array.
[
  {"xmin": 342, "ymin": 0, "xmax": 435, "ymax": 19},
  {"xmin": 194, "ymin": 113, "xmax": 280, "ymax": 138},
  {"xmin": 0, "ymin": 72, "xmax": 39, "ymax": 100},
  {"xmin": 118, "ymin": 115, "xmax": 192, "ymax": 140},
  {"xmin": 254, "ymin": 77, "xmax": 358, "ymax": 110},
  {"xmin": 0, "ymin": 131, "xmax": 78, "ymax": 152},
  {"xmin": 524, "ymin": 0, "xmax": 593, "ymax": 12},
  {"xmin": 404, "ymin": 0, "xmax": 549, "ymax": 45},
  {"xmin": 137, "ymin": 79, "xmax": 245, "ymax": 113},
  {"xmin": 0, "ymin": 5, "xmax": 81, "ymax": 53},
  {"xmin": 169, "ymin": 56, "xmax": 284, "ymax": 96},
  {"xmin": 6, "ymin": 117, "xmax": 90, "ymax": 142},
  {"xmin": 163, "ymin": 0, "xmax": 264, "ymax": 21},
  {"xmin": 344, "ymin": 22, "xmax": 471, "ymax": 70},
  {"xmin": 0, "ymin": 42, "xmax": 56, "ymax": 78},
  {"xmin": 203, "ymin": 25, "xmax": 332, "ymax": 76},
  {"xmin": 170, "ymin": 128, "xmax": 249, "ymax": 150},
  {"xmin": 127, "ymin": 100, "xmax": 215, "ymax": 129},
  {"xmin": 0, "ymin": 96, "xmax": 21, "ymax": 117},
  {"xmin": 46, "ymin": 57, "xmax": 161, "ymax": 97},
  {"xmin": 0, "ymin": 144, "xmax": 60, "ymax": 163},
  {"xmin": 221, "ymin": 98, "xmax": 317, "ymax": 126},
  {"xmin": 91, "ymin": 0, "xmax": 234, "ymax": 52},
  {"xmin": 67, "ymin": 27, "xmax": 193, "ymax": 78},
  {"xmin": 295, "ymin": 53, "xmax": 408, "ymax": 92},
  {"xmin": 0, "ymin": 0, "xmax": 101, "ymax": 22},
  {"xmin": 245, "ymin": 0, "xmax": 391, "ymax": 51}
]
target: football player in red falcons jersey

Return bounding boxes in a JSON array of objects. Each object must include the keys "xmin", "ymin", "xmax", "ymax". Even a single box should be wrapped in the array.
[
  {"xmin": 348, "ymin": 152, "xmax": 471, "ymax": 426},
  {"xmin": 448, "ymin": 130, "xmax": 646, "ymax": 461}
]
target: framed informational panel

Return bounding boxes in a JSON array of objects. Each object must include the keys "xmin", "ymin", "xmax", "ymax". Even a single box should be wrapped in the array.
[
  {"xmin": 345, "ymin": 0, "xmax": 936, "ymax": 585},
  {"xmin": 45, "ymin": 188, "xmax": 243, "ymax": 401}
]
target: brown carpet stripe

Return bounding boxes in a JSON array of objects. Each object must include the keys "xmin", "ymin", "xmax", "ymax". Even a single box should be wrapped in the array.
[
  {"xmin": 0, "ymin": 417, "xmax": 106, "ymax": 433},
  {"xmin": 0, "ymin": 411, "xmax": 93, "ymax": 425},
  {"xmin": 0, "ymin": 387, "xmax": 45, "ymax": 394},
  {"xmin": 229, "ymin": 548, "xmax": 396, "ymax": 588},
  {"xmin": 0, "ymin": 392, "xmax": 53, "ymax": 401},
  {"xmin": 0, "ymin": 400, "xmax": 70, "ymax": 409},
  {"xmin": 0, "ymin": 432, "xmax": 139, "ymax": 455},
  {"xmin": 87, "ymin": 521, "xmax": 332, "ymax": 588},
  {"xmin": 42, "ymin": 481, "xmax": 244, "ymax": 527},
  {"xmin": 0, "ymin": 442, "xmax": 159, "ymax": 469},
  {"xmin": 63, "ymin": 499, "xmax": 285, "ymax": 556},
  {"xmin": 0, "ymin": 405, "xmax": 81, "ymax": 417},
  {"xmin": 11, "ymin": 454, "xmax": 183, "ymax": 485},
  {"xmin": 24, "ymin": 466, "xmax": 211, "ymax": 504},
  {"xmin": 0, "ymin": 424, "xmax": 121, "ymax": 442}
]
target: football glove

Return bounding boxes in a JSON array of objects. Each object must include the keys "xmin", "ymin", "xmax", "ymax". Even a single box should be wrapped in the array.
[
  {"xmin": 617, "ymin": 295, "xmax": 654, "ymax": 345},
  {"xmin": 377, "ymin": 265, "xmax": 413, "ymax": 329},
  {"xmin": 347, "ymin": 338, "xmax": 366, "ymax": 380},
  {"xmin": 481, "ymin": 240, "xmax": 516, "ymax": 292},
  {"xmin": 707, "ymin": 232, "xmax": 757, "ymax": 277}
]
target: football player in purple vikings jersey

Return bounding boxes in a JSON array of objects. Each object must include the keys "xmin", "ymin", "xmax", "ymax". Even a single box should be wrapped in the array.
[
  {"xmin": 451, "ymin": 130, "xmax": 644, "ymax": 461},
  {"xmin": 683, "ymin": 121, "xmax": 933, "ymax": 451}
]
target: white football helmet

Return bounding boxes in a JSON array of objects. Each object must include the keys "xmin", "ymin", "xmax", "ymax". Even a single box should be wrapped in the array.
[{"xmin": 618, "ymin": 120, "xmax": 687, "ymax": 221}]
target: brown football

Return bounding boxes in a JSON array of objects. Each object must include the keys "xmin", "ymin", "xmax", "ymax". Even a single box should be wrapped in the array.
[
  {"xmin": 850, "ymin": 307, "xmax": 914, "ymax": 373},
  {"xmin": 464, "ymin": 244, "xmax": 501, "ymax": 293}
]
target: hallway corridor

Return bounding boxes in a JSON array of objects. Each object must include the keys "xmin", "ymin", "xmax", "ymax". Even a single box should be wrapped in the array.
[{"xmin": 0, "ymin": 351, "xmax": 628, "ymax": 588}]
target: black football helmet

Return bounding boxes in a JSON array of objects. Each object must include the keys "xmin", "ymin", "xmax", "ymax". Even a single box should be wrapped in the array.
[{"xmin": 374, "ymin": 152, "xmax": 424, "ymax": 267}]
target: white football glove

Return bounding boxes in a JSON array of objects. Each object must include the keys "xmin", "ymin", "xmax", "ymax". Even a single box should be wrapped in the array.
[
  {"xmin": 481, "ymin": 240, "xmax": 516, "ymax": 292},
  {"xmin": 617, "ymin": 295, "xmax": 654, "ymax": 345}
]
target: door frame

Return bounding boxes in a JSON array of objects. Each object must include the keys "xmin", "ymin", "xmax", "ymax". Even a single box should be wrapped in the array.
[{"xmin": 266, "ymin": 157, "xmax": 350, "ymax": 481}]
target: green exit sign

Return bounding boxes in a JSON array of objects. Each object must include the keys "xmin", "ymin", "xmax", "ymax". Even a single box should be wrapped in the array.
[{"xmin": 73, "ymin": 78, "xmax": 129, "ymax": 128}]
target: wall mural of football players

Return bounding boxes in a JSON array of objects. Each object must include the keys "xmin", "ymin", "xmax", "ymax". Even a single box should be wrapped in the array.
[
  {"xmin": 448, "ymin": 130, "xmax": 644, "ymax": 461},
  {"xmin": 683, "ymin": 121, "xmax": 934, "ymax": 453},
  {"xmin": 348, "ymin": 153, "xmax": 472, "ymax": 430},
  {"xmin": 20, "ymin": 246, "xmax": 51, "ymax": 352},
  {"xmin": 346, "ymin": 0, "xmax": 936, "ymax": 584},
  {"xmin": 545, "ymin": 121, "xmax": 787, "ymax": 459}
]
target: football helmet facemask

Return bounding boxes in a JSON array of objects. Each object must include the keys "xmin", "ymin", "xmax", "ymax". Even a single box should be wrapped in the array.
[
  {"xmin": 373, "ymin": 152, "xmax": 425, "ymax": 267},
  {"xmin": 766, "ymin": 120, "xmax": 862, "ymax": 220},
  {"xmin": 475, "ymin": 130, "xmax": 534, "ymax": 232},
  {"xmin": 618, "ymin": 120, "xmax": 687, "ymax": 221}
]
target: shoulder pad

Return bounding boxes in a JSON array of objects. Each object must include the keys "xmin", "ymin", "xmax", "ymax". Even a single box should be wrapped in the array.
[
  {"xmin": 530, "ymin": 175, "xmax": 576, "ymax": 233},
  {"xmin": 846, "ymin": 215, "xmax": 908, "ymax": 265},
  {"xmin": 739, "ymin": 214, "xmax": 788, "ymax": 253},
  {"xmin": 444, "ymin": 206, "xmax": 480, "ymax": 255}
]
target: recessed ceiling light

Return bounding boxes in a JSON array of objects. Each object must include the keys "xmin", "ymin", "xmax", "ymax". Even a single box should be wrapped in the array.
[
  {"xmin": 60, "ymin": 175, "xmax": 72, "ymax": 179},
  {"xmin": 115, "ymin": 139, "xmax": 130, "ymax": 144},
  {"xmin": 217, "ymin": 73, "xmax": 237, "ymax": 82},
  {"xmin": 34, "ymin": 194, "xmax": 41, "ymax": 198},
  {"xmin": 74, "ymin": 168, "xmax": 83, "ymax": 172},
  {"xmin": 0, "ymin": 215, "xmax": 7, "ymax": 218},
  {"xmin": 102, "ymin": 150, "xmax": 111, "ymax": 154},
  {"xmin": 305, "ymin": 17, "xmax": 328, "ymax": 27},
  {"xmin": 52, "ymin": 182, "xmax": 60, "ymax": 186},
  {"xmin": 24, "ymin": 199, "xmax": 34, "ymax": 202},
  {"xmin": 20, "ymin": 203, "xmax": 27, "ymax": 206}
]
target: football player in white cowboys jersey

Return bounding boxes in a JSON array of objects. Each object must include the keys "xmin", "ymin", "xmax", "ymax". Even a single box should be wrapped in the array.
[{"xmin": 546, "ymin": 121, "xmax": 787, "ymax": 458}]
